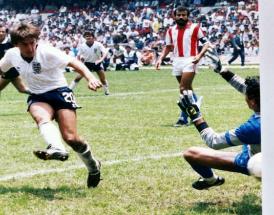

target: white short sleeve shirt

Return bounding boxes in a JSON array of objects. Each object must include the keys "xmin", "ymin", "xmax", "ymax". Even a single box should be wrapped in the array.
[
  {"xmin": 0, "ymin": 43, "xmax": 72, "ymax": 94},
  {"xmin": 78, "ymin": 41, "xmax": 107, "ymax": 63}
]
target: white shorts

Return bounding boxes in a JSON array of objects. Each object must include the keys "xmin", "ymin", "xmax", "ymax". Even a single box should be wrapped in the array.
[{"xmin": 172, "ymin": 57, "xmax": 197, "ymax": 76}]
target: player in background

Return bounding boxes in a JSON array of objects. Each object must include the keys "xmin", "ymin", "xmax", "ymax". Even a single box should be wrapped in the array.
[
  {"xmin": 155, "ymin": 6, "xmax": 210, "ymax": 127},
  {"xmin": 0, "ymin": 24, "xmax": 30, "ymax": 94},
  {"xmin": 69, "ymin": 31, "xmax": 109, "ymax": 95},
  {"xmin": 0, "ymin": 23, "xmax": 102, "ymax": 188},
  {"xmin": 112, "ymin": 43, "xmax": 126, "ymax": 70},
  {"xmin": 122, "ymin": 45, "xmax": 139, "ymax": 70},
  {"xmin": 178, "ymin": 52, "xmax": 260, "ymax": 190}
]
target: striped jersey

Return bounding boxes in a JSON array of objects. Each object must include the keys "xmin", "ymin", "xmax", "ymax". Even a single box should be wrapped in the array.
[{"xmin": 165, "ymin": 22, "xmax": 205, "ymax": 57}]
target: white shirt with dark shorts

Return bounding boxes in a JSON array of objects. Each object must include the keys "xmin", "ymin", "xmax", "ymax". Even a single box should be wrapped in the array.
[
  {"xmin": 0, "ymin": 43, "xmax": 80, "ymax": 110},
  {"xmin": 78, "ymin": 41, "xmax": 106, "ymax": 72}
]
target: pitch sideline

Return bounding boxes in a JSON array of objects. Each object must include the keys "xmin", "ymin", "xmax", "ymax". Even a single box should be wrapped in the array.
[{"xmin": 0, "ymin": 152, "xmax": 182, "ymax": 182}]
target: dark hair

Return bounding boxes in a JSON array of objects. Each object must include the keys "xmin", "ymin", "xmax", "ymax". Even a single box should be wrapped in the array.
[
  {"xmin": 10, "ymin": 23, "xmax": 40, "ymax": 45},
  {"xmin": 174, "ymin": 6, "xmax": 190, "ymax": 17},
  {"xmin": 83, "ymin": 31, "xmax": 95, "ymax": 38},
  {"xmin": 245, "ymin": 76, "xmax": 260, "ymax": 108}
]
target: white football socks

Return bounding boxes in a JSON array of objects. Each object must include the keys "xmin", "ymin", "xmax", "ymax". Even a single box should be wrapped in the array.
[
  {"xmin": 204, "ymin": 173, "xmax": 218, "ymax": 184},
  {"xmin": 39, "ymin": 121, "xmax": 66, "ymax": 152}
]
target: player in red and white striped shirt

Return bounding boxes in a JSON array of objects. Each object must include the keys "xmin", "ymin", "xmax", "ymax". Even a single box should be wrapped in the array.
[{"xmin": 156, "ymin": 6, "xmax": 210, "ymax": 127}]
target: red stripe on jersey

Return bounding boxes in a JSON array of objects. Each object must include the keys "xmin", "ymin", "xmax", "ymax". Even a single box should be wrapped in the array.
[
  {"xmin": 177, "ymin": 28, "xmax": 185, "ymax": 57},
  {"xmin": 190, "ymin": 25, "xmax": 200, "ymax": 56},
  {"xmin": 168, "ymin": 28, "xmax": 173, "ymax": 44}
]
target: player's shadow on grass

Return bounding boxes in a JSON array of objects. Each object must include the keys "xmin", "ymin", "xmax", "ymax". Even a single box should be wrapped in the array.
[
  {"xmin": 0, "ymin": 185, "xmax": 87, "ymax": 200},
  {"xmin": 189, "ymin": 194, "xmax": 261, "ymax": 215}
]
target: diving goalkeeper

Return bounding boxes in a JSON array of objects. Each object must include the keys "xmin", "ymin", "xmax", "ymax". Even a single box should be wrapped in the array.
[{"xmin": 179, "ymin": 49, "xmax": 260, "ymax": 190}]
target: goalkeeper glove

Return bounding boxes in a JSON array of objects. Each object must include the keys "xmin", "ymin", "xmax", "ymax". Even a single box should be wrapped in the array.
[
  {"xmin": 205, "ymin": 47, "xmax": 222, "ymax": 73},
  {"xmin": 177, "ymin": 90, "xmax": 202, "ymax": 122}
]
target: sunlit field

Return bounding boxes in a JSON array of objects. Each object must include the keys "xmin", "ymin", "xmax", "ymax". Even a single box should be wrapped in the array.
[{"xmin": 0, "ymin": 67, "xmax": 261, "ymax": 215}]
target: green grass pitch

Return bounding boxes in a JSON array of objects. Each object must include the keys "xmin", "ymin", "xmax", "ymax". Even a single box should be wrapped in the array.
[{"xmin": 0, "ymin": 68, "xmax": 261, "ymax": 214}]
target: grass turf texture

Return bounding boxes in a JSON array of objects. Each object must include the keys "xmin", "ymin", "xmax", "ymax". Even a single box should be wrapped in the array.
[{"xmin": 0, "ymin": 68, "xmax": 261, "ymax": 214}]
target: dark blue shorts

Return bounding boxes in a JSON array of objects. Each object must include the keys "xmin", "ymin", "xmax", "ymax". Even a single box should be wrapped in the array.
[
  {"xmin": 27, "ymin": 87, "xmax": 81, "ymax": 111},
  {"xmin": 234, "ymin": 145, "xmax": 250, "ymax": 175},
  {"xmin": 85, "ymin": 62, "xmax": 103, "ymax": 72}
]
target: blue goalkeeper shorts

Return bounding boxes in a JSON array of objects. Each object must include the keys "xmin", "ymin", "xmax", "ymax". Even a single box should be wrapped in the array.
[{"xmin": 234, "ymin": 145, "xmax": 250, "ymax": 175}]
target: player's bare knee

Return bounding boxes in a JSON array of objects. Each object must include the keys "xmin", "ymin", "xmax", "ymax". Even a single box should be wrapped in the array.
[
  {"xmin": 37, "ymin": 120, "xmax": 51, "ymax": 127},
  {"xmin": 63, "ymin": 134, "xmax": 78, "ymax": 145},
  {"xmin": 63, "ymin": 134, "xmax": 88, "ymax": 153},
  {"xmin": 35, "ymin": 117, "xmax": 51, "ymax": 126},
  {"xmin": 183, "ymin": 149, "xmax": 192, "ymax": 161},
  {"xmin": 183, "ymin": 147, "xmax": 200, "ymax": 161},
  {"xmin": 179, "ymin": 86, "xmax": 189, "ymax": 94}
]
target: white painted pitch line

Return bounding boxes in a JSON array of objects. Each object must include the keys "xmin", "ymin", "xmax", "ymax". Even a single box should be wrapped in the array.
[
  {"xmin": 0, "ymin": 83, "xmax": 250, "ymax": 103},
  {"xmin": 0, "ymin": 152, "xmax": 182, "ymax": 182},
  {"xmin": 0, "ymin": 89, "xmax": 181, "ymax": 103},
  {"xmin": 141, "ymin": 65, "xmax": 259, "ymax": 70},
  {"xmin": 94, "ymin": 89, "xmax": 179, "ymax": 97}
]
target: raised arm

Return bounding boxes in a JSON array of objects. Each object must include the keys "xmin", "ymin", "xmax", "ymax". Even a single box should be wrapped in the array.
[
  {"xmin": 205, "ymin": 47, "xmax": 246, "ymax": 94},
  {"xmin": 220, "ymin": 69, "xmax": 246, "ymax": 94},
  {"xmin": 177, "ymin": 90, "xmax": 247, "ymax": 150}
]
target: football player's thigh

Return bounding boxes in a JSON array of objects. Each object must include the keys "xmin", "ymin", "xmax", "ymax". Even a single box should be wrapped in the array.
[
  {"xmin": 56, "ymin": 109, "xmax": 77, "ymax": 138},
  {"xmin": 0, "ymin": 77, "xmax": 11, "ymax": 91},
  {"xmin": 180, "ymin": 72, "xmax": 195, "ymax": 90},
  {"xmin": 175, "ymin": 75, "xmax": 182, "ymax": 84},
  {"xmin": 187, "ymin": 146, "xmax": 237, "ymax": 171},
  {"xmin": 29, "ymin": 102, "xmax": 55, "ymax": 124}
]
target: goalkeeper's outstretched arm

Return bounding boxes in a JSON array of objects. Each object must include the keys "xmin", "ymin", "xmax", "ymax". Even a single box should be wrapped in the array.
[
  {"xmin": 220, "ymin": 69, "xmax": 246, "ymax": 94},
  {"xmin": 192, "ymin": 117, "xmax": 243, "ymax": 150},
  {"xmin": 178, "ymin": 90, "xmax": 244, "ymax": 150},
  {"xmin": 205, "ymin": 47, "xmax": 246, "ymax": 94}
]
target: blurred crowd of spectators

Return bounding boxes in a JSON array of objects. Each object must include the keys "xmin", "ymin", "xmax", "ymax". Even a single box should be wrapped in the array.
[
  {"xmin": 0, "ymin": 0, "xmax": 259, "ymax": 69},
  {"xmin": 198, "ymin": 1, "xmax": 259, "ymax": 58}
]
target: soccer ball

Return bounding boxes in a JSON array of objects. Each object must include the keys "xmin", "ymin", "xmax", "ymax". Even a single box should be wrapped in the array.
[{"xmin": 247, "ymin": 152, "xmax": 262, "ymax": 178}]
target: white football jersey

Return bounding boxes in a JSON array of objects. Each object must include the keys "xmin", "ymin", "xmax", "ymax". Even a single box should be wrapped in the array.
[
  {"xmin": 113, "ymin": 46, "xmax": 126, "ymax": 57},
  {"xmin": 78, "ymin": 41, "xmax": 106, "ymax": 63},
  {"xmin": 0, "ymin": 43, "xmax": 72, "ymax": 94}
]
